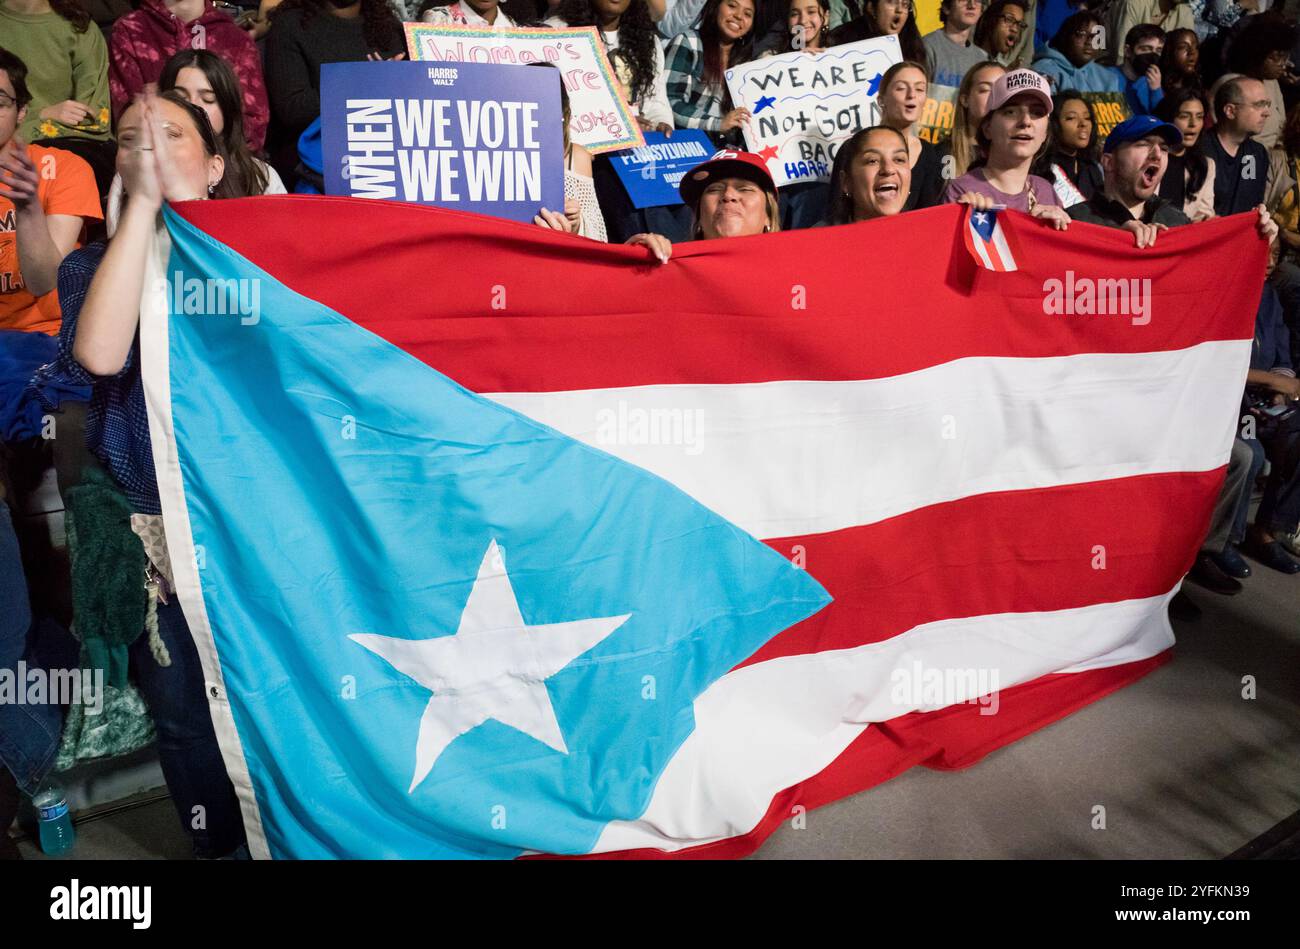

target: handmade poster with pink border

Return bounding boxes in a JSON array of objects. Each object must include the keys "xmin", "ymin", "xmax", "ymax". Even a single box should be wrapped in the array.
[{"xmin": 404, "ymin": 24, "xmax": 644, "ymax": 154}]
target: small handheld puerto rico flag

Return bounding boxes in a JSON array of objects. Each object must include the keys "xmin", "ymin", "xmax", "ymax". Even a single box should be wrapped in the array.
[{"xmin": 964, "ymin": 206, "xmax": 1018, "ymax": 272}]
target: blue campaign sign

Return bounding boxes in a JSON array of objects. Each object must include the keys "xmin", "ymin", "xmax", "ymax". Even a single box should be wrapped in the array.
[
  {"xmin": 320, "ymin": 61, "xmax": 565, "ymax": 224},
  {"xmin": 610, "ymin": 130, "xmax": 715, "ymax": 209}
]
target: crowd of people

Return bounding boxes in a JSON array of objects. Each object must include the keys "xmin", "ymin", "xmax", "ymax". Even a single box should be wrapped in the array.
[{"xmin": 2, "ymin": 0, "xmax": 1300, "ymax": 861}]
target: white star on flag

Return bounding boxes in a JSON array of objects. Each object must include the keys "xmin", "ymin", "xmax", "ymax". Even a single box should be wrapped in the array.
[
  {"xmin": 973, "ymin": 212, "xmax": 988, "ymax": 226},
  {"xmin": 350, "ymin": 540, "xmax": 632, "ymax": 793}
]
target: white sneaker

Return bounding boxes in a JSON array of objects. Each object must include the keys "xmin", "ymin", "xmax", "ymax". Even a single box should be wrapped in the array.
[{"xmin": 1278, "ymin": 529, "xmax": 1300, "ymax": 558}]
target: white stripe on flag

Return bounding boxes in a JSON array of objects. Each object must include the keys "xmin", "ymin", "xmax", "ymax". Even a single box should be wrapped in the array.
[
  {"xmin": 968, "ymin": 221, "xmax": 997, "ymax": 269},
  {"xmin": 138, "ymin": 226, "xmax": 274, "ymax": 862},
  {"xmin": 588, "ymin": 589, "xmax": 1176, "ymax": 854},
  {"xmin": 989, "ymin": 222, "xmax": 1017, "ymax": 271},
  {"xmin": 487, "ymin": 341, "xmax": 1248, "ymax": 539},
  {"xmin": 987, "ymin": 224, "xmax": 1019, "ymax": 273}
]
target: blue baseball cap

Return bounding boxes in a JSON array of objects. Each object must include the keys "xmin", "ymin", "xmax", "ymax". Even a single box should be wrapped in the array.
[{"xmin": 1104, "ymin": 115, "xmax": 1183, "ymax": 153}]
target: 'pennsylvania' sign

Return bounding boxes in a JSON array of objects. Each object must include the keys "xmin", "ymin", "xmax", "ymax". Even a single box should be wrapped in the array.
[{"xmin": 610, "ymin": 130, "xmax": 714, "ymax": 208}]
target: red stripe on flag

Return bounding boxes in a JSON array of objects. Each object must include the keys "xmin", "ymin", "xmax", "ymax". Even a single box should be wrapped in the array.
[
  {"xmin": 542, "ymin": 652, "xmax": 1170, "ymax": 859},
  {"xmin": 988, "ymin": 227, "xmax": 1010, "ymax": 271},
  {"xmin": 173, "ymin": 199, "xmax": 1263, "ymax": 393},
  {"xmin": 166, "ymin": 199, "xmax": 1255, "ymax": 860},
  {"xmin": 741, "ymin": 469, "xmax": 1221, "ymax": 666}
]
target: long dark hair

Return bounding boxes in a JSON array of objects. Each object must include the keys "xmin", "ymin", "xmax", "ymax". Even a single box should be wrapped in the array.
[
  {"xmin": 159, "ymin": 49, "xmax": 269, "ymax": 197},
  {"xmin": 780, "ymin": 0, "xmax": 830, "ymax": 53},
  {"xmin": 699, "ymin": 0, "xmax": 757, "ymax": 90},
  {"xmin": 1045, "ymin": 90, "xmax": 1099, "ymax": 162},
  {"xmin": 554, "ymin": 0, "xmax": 659, "ymax": 103},
  {"xmin": 49, "ymin": 0, "xmax": 91, "ymax": 32},
  {"xmin": 1155, "ymin": 86, "xmax": 1210, "ymax": 196},
  {"xmin": 1159, "ymin": 28, "xmax": 1200, "ymax": 96},
  {"xmin": 825, "ymin": 124, "xmax": 908, "ymax": 224},
  {"xmin": 156, "ymin": 90, "xmax": 239, "ymax": 200},
  {"xmin": 272, "ymin": 0, "xmax": 404, "ymax": 54}
]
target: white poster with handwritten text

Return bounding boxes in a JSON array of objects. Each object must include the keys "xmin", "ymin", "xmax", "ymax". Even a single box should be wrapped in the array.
[{"xmin": 725, "ymin": 36, "xmax": 902, "ymax": 187}]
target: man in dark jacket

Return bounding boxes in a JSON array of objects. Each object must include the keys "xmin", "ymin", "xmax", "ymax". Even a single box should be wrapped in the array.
[
  {"xmin": 1067, "ymin": 113, "xmax": 1190, "ymax": 237},
  {"xmin": 1202, "ymin": 75, "xmax": 1275, "ymax": 219},
  {"xmin": 1069, "ymin": 114, "xmax": 1280, "ymax": 599}
]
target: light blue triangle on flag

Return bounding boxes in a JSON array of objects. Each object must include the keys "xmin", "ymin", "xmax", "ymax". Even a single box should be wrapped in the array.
[{"xmin": 160, "ymin": 207, "xmax": 831, "ymax": 859}]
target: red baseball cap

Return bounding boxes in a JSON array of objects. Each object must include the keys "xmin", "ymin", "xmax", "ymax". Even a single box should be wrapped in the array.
[{"xmin": 678, "ymin": 149, "xmax": 778, "ymax": 207}]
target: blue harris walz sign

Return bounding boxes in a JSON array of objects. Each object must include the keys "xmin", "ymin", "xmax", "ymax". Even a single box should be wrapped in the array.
[
  {"xmin": 321, "ymin": 61, "xmax": 565, "ymax": 224},
  {"xmin": 611, "ymin": 130, "xmax": 715, "ymax": 209}
]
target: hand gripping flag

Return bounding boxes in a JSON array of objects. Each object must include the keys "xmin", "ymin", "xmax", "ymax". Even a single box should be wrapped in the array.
[{"xmin": 143, "ymin": 200, "xmax": 1264, "ymax": 859}]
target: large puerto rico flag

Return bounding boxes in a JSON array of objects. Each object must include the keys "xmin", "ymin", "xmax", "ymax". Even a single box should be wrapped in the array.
[{"xmin": 140, "ymin": 199, "xmax": 1264, "ymax": 859}]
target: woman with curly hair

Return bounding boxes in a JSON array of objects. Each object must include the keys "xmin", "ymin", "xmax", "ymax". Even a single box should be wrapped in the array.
[
  {"xmin": 0, "ymin": 0, "xmax": 113, "ymax": 191},
  {"xmin": 1224, "ymin": 11, "xmax": 1298, "ymax": 152},
  {"xmin": 264, "ymin": 0, "xmax": 405, "ymax": 145},
  {"xmin": 1030, "ymin": 8, "xmax": 1123, "ymax": 93},
  {"xmin": 547, "ymin": 0, "xmax": 673, "ymax": 135},
  {"xmin": 550, "ymin": 0, "xmax": 687, "ymax": 242}
]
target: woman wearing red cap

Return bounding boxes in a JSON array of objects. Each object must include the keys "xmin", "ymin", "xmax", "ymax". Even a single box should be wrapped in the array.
[
  {"xmin": 624, "ymin": 149, "xmax": 780, "ymax": 259},
  {"xmin": 941, "ymin": 68, "xmax": 1071, "ymax": 231}
]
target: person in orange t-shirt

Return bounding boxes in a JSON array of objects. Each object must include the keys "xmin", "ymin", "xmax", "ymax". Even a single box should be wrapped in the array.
[{"xmin": 0, "ymin": 47, "xmax": 102, "ymax": 337}]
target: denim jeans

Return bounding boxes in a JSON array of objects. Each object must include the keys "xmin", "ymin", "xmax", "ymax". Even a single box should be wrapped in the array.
[
  {"xmin": 1268, "ymin": 260, "xmax": 1300, "ymax": 369},
  {"xmin": 1204, "ymin": 436, "xmax": 1258, "ymax": 552},
  {"xmin": 133, "ymin": 598, "xmax": 246, "ymax": 859},
  {"xmin": 1230, "ymin": 435, "xmax": 1268, "ymax": 544},
  {"xmin": 0, "ymin": 502, "xmax": 52, "ymax": 794},
  {"xmin": 2, "ymin": 505, "xmax": 245, "ymax": 856}
]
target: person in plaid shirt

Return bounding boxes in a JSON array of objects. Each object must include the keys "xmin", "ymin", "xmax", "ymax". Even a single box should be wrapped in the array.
[{"xmin": 664, "ymin": 0, "xmax": 757, "ymax": 145}]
